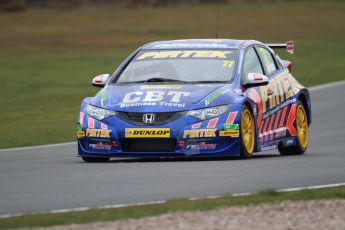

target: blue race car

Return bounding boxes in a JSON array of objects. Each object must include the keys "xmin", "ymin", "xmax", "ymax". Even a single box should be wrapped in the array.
[{"xmin": 77, "ymin": 39, "xmax": 311, "ymax": 162}]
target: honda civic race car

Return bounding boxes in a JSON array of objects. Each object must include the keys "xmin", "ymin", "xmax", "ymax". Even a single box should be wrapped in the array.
[{"xmin": 77, "ymin": 39, "xmax": 311, "ymax": 162}]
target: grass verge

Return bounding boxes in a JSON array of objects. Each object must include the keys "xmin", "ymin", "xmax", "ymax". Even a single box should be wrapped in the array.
[{"xmin": 1, "ymin": 185, "xmax": 345, "ymax": 229}]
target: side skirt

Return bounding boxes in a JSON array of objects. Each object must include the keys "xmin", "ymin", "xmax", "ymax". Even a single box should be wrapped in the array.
[{"xmin": 258, "ymin": 136, "xmax": 297, "ymax": 152}]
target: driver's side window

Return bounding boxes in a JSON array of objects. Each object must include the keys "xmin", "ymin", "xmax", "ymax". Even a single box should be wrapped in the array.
[{"xmin": 243, "ymin": 47, "xmax": 264, "ymax": 82}]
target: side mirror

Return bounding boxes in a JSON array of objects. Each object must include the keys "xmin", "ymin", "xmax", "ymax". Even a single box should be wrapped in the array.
[
  {"xmin": 242, "ymin": 73, "xmax": 269, "ymax": 88},
  {"xmin": 92, "ymin": 74, "xmax": 110, "ymax": 88}
]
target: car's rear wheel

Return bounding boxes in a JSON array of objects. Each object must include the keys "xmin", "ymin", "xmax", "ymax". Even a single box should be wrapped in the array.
[
  {"xmin": 81, "ymin": 156, "xmax": 110, "ymax": 162},
  {"xmin": 278, "ymin": 101, "xmax": 308, "ymax": 155},
  {"xmin": 240, "ymin": 105, "xmax": 255, "ymax": 159}
]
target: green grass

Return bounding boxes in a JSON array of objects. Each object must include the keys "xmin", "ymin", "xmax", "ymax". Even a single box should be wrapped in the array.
[
  {"xmin": 1, "ymin": 185, "xmax": 345, "ymax": 229},
  {"xmin": 0, "ymin": 0, "xmax": 344, "ymax": 148}
]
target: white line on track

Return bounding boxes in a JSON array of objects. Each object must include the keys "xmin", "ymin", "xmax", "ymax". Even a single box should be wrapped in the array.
[
  {"xmin": 1, "ymin": 182, "xmax": 345, "ymax": 219},
  {"xmin": 0, "ymin": 80, "xmax": 344, "ymax": 153},
  {"xmin": 0, "ymin": 142, "xmax": 75, "ymax": 152},
  {"xmin": 277, "ymin": 182, "xmax": 345, "ymax": 192}
]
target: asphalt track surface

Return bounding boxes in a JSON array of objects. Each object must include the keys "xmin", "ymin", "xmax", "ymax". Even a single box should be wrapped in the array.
[{"xmin": 1, "ymin": 82, "xmax": 345, "ymax": 216}]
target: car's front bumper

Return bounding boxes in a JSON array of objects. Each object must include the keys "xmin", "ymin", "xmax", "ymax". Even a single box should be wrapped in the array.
[{"xmin": 77, "ymin": 107, "xmax": 242, "ymax": 158}]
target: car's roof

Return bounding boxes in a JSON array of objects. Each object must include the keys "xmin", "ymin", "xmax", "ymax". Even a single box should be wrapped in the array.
[{"xmin": 142, "ymin": 39, "xmax": 262, "ymax": 50}]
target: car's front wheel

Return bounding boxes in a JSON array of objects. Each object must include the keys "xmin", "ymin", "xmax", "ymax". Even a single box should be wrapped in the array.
[
  {"xmin": 240, "ymin": 105, "xmax": 255, "ymax": 159},
  {"xmin": 278, "ymin": 101, "xmax": 308, "ymax": 155},
  {"xmin": 81, "ymin": 156, "xmax": 110, "ymax": 163}
]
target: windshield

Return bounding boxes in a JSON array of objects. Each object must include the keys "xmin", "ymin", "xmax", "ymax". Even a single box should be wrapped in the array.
[{"xmin": 113, "ymin": 49, "xmax": 238, "ymax": 84}]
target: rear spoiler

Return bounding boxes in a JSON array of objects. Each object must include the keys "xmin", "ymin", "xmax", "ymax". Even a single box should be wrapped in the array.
[{"xmin": 266, "ymin": 41, "xmax": 294, "ymax": 54}]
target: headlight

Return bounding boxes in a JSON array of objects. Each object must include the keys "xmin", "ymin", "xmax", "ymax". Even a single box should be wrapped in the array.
[
  {"xmin": 186, "ymin": 105, "xmax": 229, "ymax": 120},
  {"xmin": 86, "ymin": 105, "xmax": 116, "ymax": 120}
]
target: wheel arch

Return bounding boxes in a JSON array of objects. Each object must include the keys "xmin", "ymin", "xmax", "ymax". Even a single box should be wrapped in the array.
[{"xmin": 297, "ymin": 89, "xmax": 311, "ymax": 126}]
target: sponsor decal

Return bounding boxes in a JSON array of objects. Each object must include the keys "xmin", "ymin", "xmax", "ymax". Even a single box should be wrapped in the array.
[
  {"xmin": 260, "ymin": 103, "xmax": 296, "ymax": 141},
  {"xmin": 247, "ymin": 72, "xmax": 302, "ymax": 142},
  {"xmin": 136, "ymin": 50, "xmax": 232, "ymax": 60},
  {"xmin": 258, "ymin": 47, "xmax": 272, "ymax": 66},
  {"xmin": 262, "ymin": 97, "xmax": 296, "ymax": 119},
  {"xmin": 257, "ymin": 74, "xmax": 300, "ymax": 114},
  {"xmin": 100, "ymin": 90, "xmax": 107, "ymax": 106},
  {"xmin": 225, "ymin": 112, "xmax": 238, "ymax": 124},
  {"xmin": 262, "ymin": 117, "xmax": 270, "ymax": 142},
  {"xmin": 286, "ymin": 41, "xmax": 294, "ymax": 54},
  {"xmin": 121, "ymin": 91, "xmax": 189, "ymax": 108},
  {"xmin": 88, "ymin": 118, "xmax": 95, "ymax": 129},
  {"xmin": 204, "ymin": 107, "xmax": 224, "ymax": 117},
  {"xmin": 261, "ymin": 144, "xmax": 277, "ymax": 151},
  {"xmin": 247, "ymin": 73, "xmax": 266, "ymax": 82},
  {"xmin": 192, "ymin": 122, "xmax": 202, "ymax": 129},
  {"xmin": 151, "ymin": 43, "xmax": 231, "ymax": 49},
  {"xmin": 205, "ymin": 90, "xmax": 224, "ymax": 106},
  {"xmin": 89, "ymin": 137, "xmax": 110, "ymax": 142},
  {"xmin": 286, "ymin": 103, "xmax": 297, "ymax": 136},
  {"xmin": 101, "ymin": 123, "xmax": 108, "ymax": 130},
  {"xmin": 207, "ymin": 118, "xmax": 219, "ymax": 128},
  {"xmin": 86, "ymin": 128, "xmax": 111, "ymax": 138},
  {"xmin": 158, "ymin": 102, "xmax": 186, "ymax": 107},
  {"xmin": 94, "ymin": 74, "xmax": 108, "ymax": 84},
  {"xmin": 280, "ymin": 106, "xmax": 288, "ymax": 127},
  {"xmin": 76, "ymin": 123, "xmax": 82, "ymax": 131},
  {"xmin": 79, "ymin": 112, "xmax": 84, "ymax": 125},
  {"xmin": 260, "ymin": 127, "xmax": 287, "ymax": 141},
  {"xmin": 178, "ymin": 140, "xmax": 186, "ymax": 147},
  {"xmin": 76, "ymin": 130, "xmax": 85, "ymax": 138},
  {"xmin": 223, "ymin": 60, "xmax": 234, "ymax": 68},
  {"xmin": 125, "ymin": 128, "xmax": 170, "ymax": 138},
  {"xmin": 186, "ymin": 142, "xmax": 217, "ymax": 150},
  {"xmin": 248, "ymin": 73, "xmax": 298, "ymax": 116},
  {"xmin": 140, "ymin": 85, "xmax": 182, "ymax": 89},
  {"xmin": 253, "ymin": 73, "xmax": 263, "ymax": 81},
  {"xmin": 101, "ymin": 91, "xmax": 107, "ymax": 101},
  {"xmin": 89, "ymin": 142, "xmax": 112, "ymax": 151},
  {"xmin": 183, "ymin": 129, "xmax": 216, "ymax": 139},
  {"xmin": 112, "ymin": 141, "xmax": 118, "ymax": 147},
  {"xmin": 224, "ymin": 123, "xmax": 239, "ymax": 130},
  {"xmin": 268, "ymin": 113, "xmax": 275, "ymax": 140},
  {"xmin": 219, "ymin": 130, "xmax": 239, "ymax": 137},
  {"xmin": 274, "ymin": 110, "xmax": 281, "ymax": 130},
  {"xmin": 275, "ymin": 127, "xmax": 287, "ymax": 138}
]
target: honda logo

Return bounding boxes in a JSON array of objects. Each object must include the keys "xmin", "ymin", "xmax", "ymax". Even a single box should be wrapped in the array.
[{"xmin": 143, "ymin": 113, "xmax": 155, "ymax": 124}]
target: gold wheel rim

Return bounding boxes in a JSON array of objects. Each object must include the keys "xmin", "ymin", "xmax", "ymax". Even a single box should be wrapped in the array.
[
  {"xmin": 297, "ymin": 104, "xmax": 308, "ymax": 149},
  {"xmin": 241, "ymin": 109, "xmax": 255, "ymax": 154}
]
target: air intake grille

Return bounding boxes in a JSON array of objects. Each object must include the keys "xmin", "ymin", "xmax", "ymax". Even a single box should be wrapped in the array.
[
  {"xmin": 116, "ymin": 111, "xmax": 186, "ymax": 125},
  {"xmin": 121, "ymin": 139, "xmax": 176, "ymax": 152}
]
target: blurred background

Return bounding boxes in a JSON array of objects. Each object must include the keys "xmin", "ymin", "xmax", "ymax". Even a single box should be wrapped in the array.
[{"xmin": 0, "ymin": 0, "xmax": 344, "ymax": 149}]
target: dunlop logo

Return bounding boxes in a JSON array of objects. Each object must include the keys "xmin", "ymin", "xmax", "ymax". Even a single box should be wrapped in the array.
[{"xmin": 125, "ymin": 128, "xmax": 170, "ymax": 138}]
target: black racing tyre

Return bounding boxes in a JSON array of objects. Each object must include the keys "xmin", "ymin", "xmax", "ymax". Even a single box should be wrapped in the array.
[
  {"xmin": 81, "ymin": 156, "xmax": 110, "ymax": 162},
  {"xmin": 278, "ymin": 101, "xmax": 308, "ymax": 155},
  {"xmin": 240, "ymin": 105, "xmax": 255, "ymax": 159}
]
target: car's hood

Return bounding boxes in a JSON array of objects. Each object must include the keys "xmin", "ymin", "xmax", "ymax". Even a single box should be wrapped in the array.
[{"xmin": 91, "ymin": 83, "xmax": 239, "ymax": 112}]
